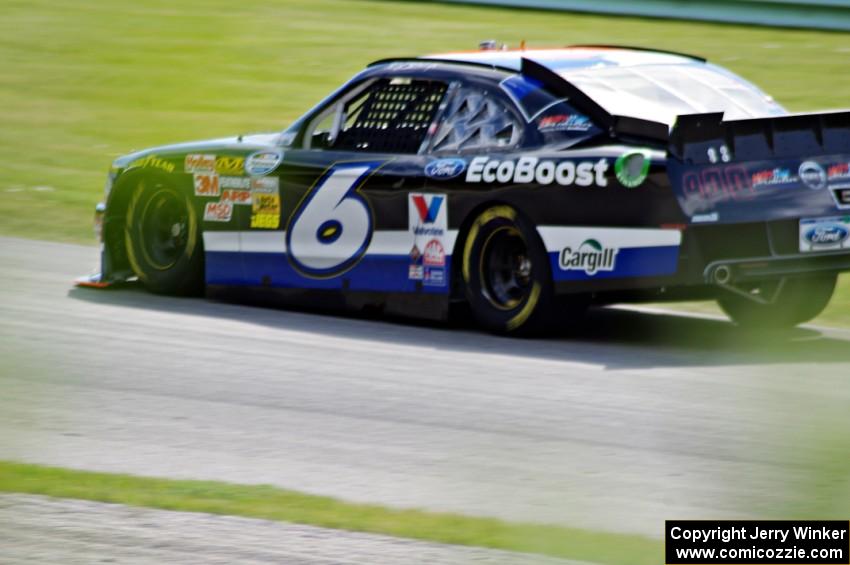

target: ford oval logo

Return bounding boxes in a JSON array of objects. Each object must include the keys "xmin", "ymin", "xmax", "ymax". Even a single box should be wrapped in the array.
[
  {"xmin": 799, "ymin": 160, "xmax": 827, "ymax": 190},
  {"xmin": 805, "ymin": 224, "xmax": 849, "ymax": 245},
  {"xmin": 425, "ymin": 158, "xmax": 466, "ymax": 180}
]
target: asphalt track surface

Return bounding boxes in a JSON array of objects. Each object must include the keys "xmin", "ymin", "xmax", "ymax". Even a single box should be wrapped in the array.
[
  {"xmin": 0, "ymin": 494, "xmax": 577, "ymax": 564},
  {"xmin": 1, "ymin": 237, "xmax": 849, "ymax": 540}
]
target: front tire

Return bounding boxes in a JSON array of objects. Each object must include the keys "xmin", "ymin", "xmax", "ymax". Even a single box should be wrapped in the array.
[
  {"xmin": 125, "ymin": 175, "xmax": 204, "ymax": 295},
  {"xmin": 718, "ymin": 274, "xmax": 836, "ymax": 328},
  {"xmin": 461, "ymin": 205, "xmax": 556, "ymax": 335}
]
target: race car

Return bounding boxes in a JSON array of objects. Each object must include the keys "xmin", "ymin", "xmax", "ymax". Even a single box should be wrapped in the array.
[{"xmin": 80, "ymin": 44, "xmax": 850, "ymax": 334}]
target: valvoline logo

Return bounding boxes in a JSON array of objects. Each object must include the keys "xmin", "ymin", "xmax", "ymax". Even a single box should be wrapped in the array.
[
  {"xmin": 425, "ymin": 159, "xmax": 466, "ymax": 180},
  {"xmin": 804, "ymin": 224, "xmax": 849, "ymax": 245},
  {"xmin": 409, "ymin": 193, "xmax": 447, "ymax": 237},
  {"xmin": 412, "ymin": 194, "xmax": 444, "ymax": 223}
]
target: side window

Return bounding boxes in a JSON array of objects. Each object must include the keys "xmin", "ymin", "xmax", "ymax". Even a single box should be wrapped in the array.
[
  {"xmin": 305, "ymin": 78, "xmax": 447, "ymax": 154},
  {"xmin": 428, "ymin": 86, "xmax": 521, "ymax": 153},
  {"xmin": 500, "ymin": 75, "xmax": 602, "ymax": 146}
]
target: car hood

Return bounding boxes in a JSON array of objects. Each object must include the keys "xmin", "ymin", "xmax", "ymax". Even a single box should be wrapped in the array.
[{"xmin": 111, "ymin": 132, "xmax": 283, "ymax": 168}]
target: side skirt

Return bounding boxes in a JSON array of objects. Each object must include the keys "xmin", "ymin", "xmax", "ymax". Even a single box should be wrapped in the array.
[{"xmin": 206, "ymin": 285, "xmax": 450, "ymax": 322}]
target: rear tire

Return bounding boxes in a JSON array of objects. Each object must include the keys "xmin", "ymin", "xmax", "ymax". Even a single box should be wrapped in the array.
[
  {"xmin": 125, "ymin": 175, "xmax": 204, "ymax": 295},
  {"xmin": 718, "ymin": 274, "xmax": 836, "ymax": 328},
  {"xmin": 461, "ymin": 205, "xmax": 556, "ymax": 335}
]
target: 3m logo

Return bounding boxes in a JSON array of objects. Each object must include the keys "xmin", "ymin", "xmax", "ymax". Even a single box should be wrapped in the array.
[{"xmin": 411, "ymin": 194, "xmax": 444, "ymax": 223}]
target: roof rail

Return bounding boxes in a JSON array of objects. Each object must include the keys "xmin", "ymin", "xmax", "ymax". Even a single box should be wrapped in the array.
[
  {"xmin": 367, "ymin": 57, "xmax": 517, "ymax": 74},
  {"xmin": 566, "ymin": 44, "xmax": 706, "ymax": 63}
]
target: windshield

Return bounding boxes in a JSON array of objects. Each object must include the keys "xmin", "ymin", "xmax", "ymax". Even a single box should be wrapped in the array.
[{"xmin": 560, "ymin": 63, "xmax": 786, "ymax": 125}]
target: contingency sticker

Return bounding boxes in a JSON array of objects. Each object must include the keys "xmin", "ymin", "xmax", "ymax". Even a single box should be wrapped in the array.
[
  {"xmin": 408, "ymin": 193, "xmax": 448, "ymax": 286},
  {"xmin": 185, "ymin": 154, "xmax": 216, "ymax": 174},
  {"xmin": 204, "ymin": 201, "xmax": 232, "ymax": 222},
  {"xmin": 250, "ymin": 177, "xmax": 280, "ymax": 229},
  {"xmin": 194, "ymin": 173, "xmax": 220, "ymax": 197}
]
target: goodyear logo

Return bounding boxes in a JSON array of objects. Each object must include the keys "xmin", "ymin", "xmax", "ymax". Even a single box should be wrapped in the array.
[{"xmin": 129, "ymin": 155, "xmax": 175, "ymax": 173}]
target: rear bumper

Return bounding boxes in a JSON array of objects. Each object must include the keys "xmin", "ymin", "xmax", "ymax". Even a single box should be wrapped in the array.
[{"xmin": 704, "ymin": 251, "xmax": 850, "ymax": 284}]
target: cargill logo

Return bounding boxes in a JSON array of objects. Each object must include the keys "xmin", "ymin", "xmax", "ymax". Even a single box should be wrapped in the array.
[
  {"xmin": 559, "ymin": 239, "xmax": 618, "ymax": 275},
  {"xmin": 412, "ymin": 194, "xmax": 444, "ymax": 224}
]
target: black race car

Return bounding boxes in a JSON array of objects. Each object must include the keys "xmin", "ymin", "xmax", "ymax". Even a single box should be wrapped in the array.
[{"xmin": 80, "ymin": 45, "xmax": 850, "ymax": 334}]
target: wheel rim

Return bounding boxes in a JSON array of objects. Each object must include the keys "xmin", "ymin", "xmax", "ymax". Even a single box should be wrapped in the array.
[
  {"xmin": 479, "ymin": 226, "xmax": 533, "ymax": 310},
  {"xmin": 139, "ymin": 188, "xmax": 189, "ymax": 271}
]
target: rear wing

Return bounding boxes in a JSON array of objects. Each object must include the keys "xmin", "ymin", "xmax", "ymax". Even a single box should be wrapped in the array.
[
  {"xmin": 669, "ymin": 111, "xmax": 850, "ymax": 164},
  {"xmin": 667, "ymin": 111, "xmax": 850, "ymax": 223}
]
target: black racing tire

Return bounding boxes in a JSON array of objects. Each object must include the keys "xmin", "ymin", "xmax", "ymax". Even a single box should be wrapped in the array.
[
  {"xmin": 461, "ymin": 205, "xmax": 556, "ymax": 335},
  {"xmin": 717, "ymin": 274, "xmax": 836, "ymax": 329},
  {"xmin": 124, "ymin": 175, "xmax": 204, "ymax": 295}
]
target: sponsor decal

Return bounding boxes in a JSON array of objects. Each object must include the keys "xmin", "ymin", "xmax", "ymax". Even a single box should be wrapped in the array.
[
  {"xmin": 691, "ymin": 212, "xmax": 719, "ymax": 223},
  {"xmin": 804, "ymin": 223, "xmax": 849, "ymax": 245},
  {"xmin": 221, "ymin": 176, "xmax": 250, "ymax": 189},
  {"xmin": 193, "ymin": 173, "xmax": 220, "ymax": 197},
  {"xmin": 128, "ymin": 154, "xmax": 175, "ymax": 173},
  {"xmin": 204, "ymin": 201, "xmax": 232, "ymax": 222},
  {"xmin": 250, "ymin": 177, "xmax": 280, "ymax": 194},
  {"xmin": 541, "ymin": 226, "xmax": 681, "ymax": 280},
  {"xmin": 409, "ymin": 264, "xmax": 424, "ymax": 280},
  {"xmin": 220, "ymin": 189, "xmax": 252, "ymax": 205},
  {"xmin": 422, "ymin": 239, "xmax": 445, "ymax": 267},
  {"xmin": 251, "ymin": 176, "xmax": 279, "ymax": 191},
  {"xmin": 615, "ymin": 151, "xmax": 651, "ymax": 189},
  {"xmin": 408, "ymin": 194, "xmax": 448, "ymax": 284},
  {"xmin": 424, "ymin": 266, "xmax": 446, "ymax": 287},
  {"xmin": 425, "ymin": 158, "xmax": 466, "ymax": 180},
  {"xmin": 409, "ymin": 193, "xmax": 447, "ymax": 237},
  {"xmin": 245, "ymin": 150, "xmax": 283, "ymax": 176},
  {"xmin": 828, "ymin": 162, "xmax": 850, "ymax": 180},
  {"xmin": 216, "ymin": 156, "xmax": 244, "ymax": 176},
  {"xmin": 682, "ymin": 165, "xmax": 753, "ymax": 202},
  {"xmin": 559, "ymin": 239, "xmax": 618, "ymax": 276},
  {"xmin": 466, "ymin": 156, "xmax": 608, "ymax": 187},
  {"xmin": 386, "ymin": 62, "xmax": 437, "ymax": 72},
  {"xmin": 537, "ymin": 114, "xmax": 592, "ymax": 133},
  {"xmin": 185, "ymin": 154, "xmax": 216, "ymax": 174},
  {"xmin": 250, "ymin": 180, "xmax": 280, "ymax": 229},
  {"xmin": 800, "ymin": 216, "xmax": 850, "ymax": 252},
  {"xmin": 799, "ymin": 160, "xmax": 827, "ymax": 190},
  {"xmin": 219, "ymin": 176, "xmax": 278, "ymax": 190},
  {"xmin": 751, "ymin": 167, "xmax": 796, "ymax": 187}
]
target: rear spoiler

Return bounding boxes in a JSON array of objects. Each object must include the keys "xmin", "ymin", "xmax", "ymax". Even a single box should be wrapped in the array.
[
  {"xmin": 669, "ymin": 111, "xmax": 850, "ymax": 164},
  {"xmin": 666, "ymin": 110, "xmax": 850, "ymax": 224},
  {"xmin": 520, "ymin": 57, "xmax": 669, "ymax": 144}
]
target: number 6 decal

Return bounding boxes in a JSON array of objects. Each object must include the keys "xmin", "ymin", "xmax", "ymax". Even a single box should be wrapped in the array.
[{"xmin": 287, "ymin": 162, "xmax": 379, "ymax": 277}]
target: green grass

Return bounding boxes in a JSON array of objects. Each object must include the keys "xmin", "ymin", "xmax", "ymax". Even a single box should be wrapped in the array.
[
  {"xmin": 0, "ymin": 460, "xmax": 660, "ymax": 565},
  {"xmin": 1, "ymin": 0, "xmax": 849, "ymax": 324}
]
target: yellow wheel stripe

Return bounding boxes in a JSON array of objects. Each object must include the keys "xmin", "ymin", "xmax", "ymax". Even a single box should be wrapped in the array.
[
  {"xmin": 124, "ymin": 182, "xmax": 148, "ymax": 283},
  {"xmin": 462, "ymin": 205, "xmax": 517, "ymax": 283},
  {"xmin": 506, "ymin": 282, "xmax": 541, "ymax": 331}
]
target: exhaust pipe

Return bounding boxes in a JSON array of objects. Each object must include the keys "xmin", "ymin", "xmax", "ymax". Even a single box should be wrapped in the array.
[{"xmin": 713, "ymin": 265, "xmax": 733, "ymax": 285}]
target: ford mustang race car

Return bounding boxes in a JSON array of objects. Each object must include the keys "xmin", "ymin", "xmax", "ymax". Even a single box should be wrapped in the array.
[{"xmin": 80, "ymin": 45, "xmax": 850, "ymax": 334}]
